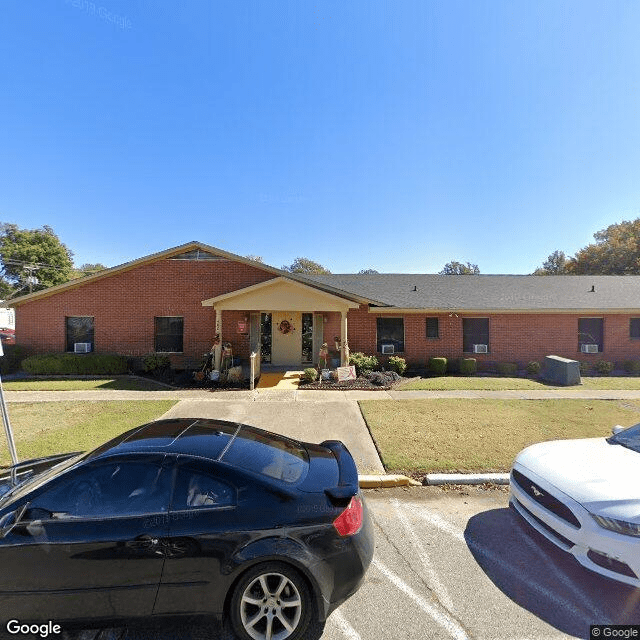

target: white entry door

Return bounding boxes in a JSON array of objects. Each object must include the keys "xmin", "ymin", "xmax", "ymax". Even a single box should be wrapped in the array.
[{"xmin": 271, "ymin": 312, "xmax": 302, "ymax": 366}]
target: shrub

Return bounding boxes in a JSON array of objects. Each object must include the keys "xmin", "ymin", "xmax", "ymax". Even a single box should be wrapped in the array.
[
  {"xmin": 21, "ymin": 353, "xmax": 128, "ymax": 375},
  {"xmin": 302, "ymin": 367, "xmax": 318, "ymax": 382},
  {"xmin": 349, "ymin": 352, "xmax": 378, "ymax": 376},
  {"xmin": 496, "ymin": 362, "xmax": 518, "ymax": 376},
  {"xmin": 428, "ymin": 357, "xmax": 447, "ymax": 375},
  {"xmin": 142, "ymin": 353, "xmax": 171, "ymax": 373},
  {"xmin": 458, "ymin": 358, "xmax": 477, "ymax": 376},
  {"xmin": 388, "ymin": 355, "xmax": 407, "ymax": 376},
  {"xmin": 594, "ymin": 360, "xmax": 614, "ymax": 376},
  {"xmin": 0, "ymin": 344, "xmax": 28, "ymax": 375},
  {"xmin": 579, "ymin": 361, "xmax": 591, "ymax": 375},
  {"xmin": 526, "ymin": 361, "xmax": 541, "ymax": 376},
  {"xmin": 623, "ymin": 360, "xmax": 640, "ymax": 375}
]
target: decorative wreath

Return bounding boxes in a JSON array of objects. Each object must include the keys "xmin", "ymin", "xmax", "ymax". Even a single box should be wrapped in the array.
[{"xmin": 278, "ymin": 319, "xmax": 294, "ymax": 335}]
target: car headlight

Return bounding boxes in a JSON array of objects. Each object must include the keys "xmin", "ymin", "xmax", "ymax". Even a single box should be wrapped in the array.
[{"xmin": 591, "ymin": 514, "xmax": 640, "ymax": 537}]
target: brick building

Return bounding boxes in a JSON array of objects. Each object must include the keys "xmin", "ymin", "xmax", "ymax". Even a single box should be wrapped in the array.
[{"xmin": 10, "ymin": 241, "xmax": 640, "ymax": 370}]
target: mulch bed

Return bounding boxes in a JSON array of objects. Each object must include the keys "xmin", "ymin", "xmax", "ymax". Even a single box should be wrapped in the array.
[{"xmin": 299, "ymin": 379, "xmax": 393, "ymax": 391}]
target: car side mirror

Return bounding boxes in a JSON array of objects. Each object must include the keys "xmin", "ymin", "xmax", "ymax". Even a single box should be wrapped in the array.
[
  {"xmin": 0, "ymin": 503, "xmax": 29, "ymax": 539},
  {"xmin": 612, "ymin": 425, "xmax": 626, "ymax": 435}
]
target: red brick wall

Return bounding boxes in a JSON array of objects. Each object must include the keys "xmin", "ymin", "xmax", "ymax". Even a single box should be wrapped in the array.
[
  {"xmin": 15, "ymin": 259, "xmax": 274, "ymax": 367},
  {"xmin": 345, "ymin": 308, "xmax": 640, "ymax": 368}
]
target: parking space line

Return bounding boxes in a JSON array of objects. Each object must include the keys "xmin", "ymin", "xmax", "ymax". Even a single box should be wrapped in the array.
[
  {"xmin": 398, "ymin": 502, "xmax": 593, "ymax": 625},
  {"xmin": 391, "ymin": 498, "xmax": 455, "ymax": 612},
  {"xmin": 372, "ymin": 559, "xmax": 470, "ymax": 640},
  {"xmin": 329, "ymin": 609, "xmax": 362, "ymax": 640}
]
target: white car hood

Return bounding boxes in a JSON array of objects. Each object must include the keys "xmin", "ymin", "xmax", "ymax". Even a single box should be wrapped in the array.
[{"xmin": 516, "ymin": 438, "xmax": 640, "ymax": 520}]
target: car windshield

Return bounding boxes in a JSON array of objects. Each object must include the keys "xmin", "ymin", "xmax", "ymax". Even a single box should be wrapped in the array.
[
  {"xmin": 607, "ymin": 423, "xmax": 640, "ymax": 453},
  {"xmin": 0, "ymin": 453, "xmax": 86, "ymax": 508}
]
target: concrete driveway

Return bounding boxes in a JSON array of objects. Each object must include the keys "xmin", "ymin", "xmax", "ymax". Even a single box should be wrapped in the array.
[{"xmin": 159, "ymin": 393, "xmax": 385, "ymax": 474}]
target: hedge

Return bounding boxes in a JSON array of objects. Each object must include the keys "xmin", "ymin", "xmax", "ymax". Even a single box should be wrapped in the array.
[
  {"xmin": 458, "ymin": 358, "xmax": 477, "ymax": 376},
  {"xmin": 428, "ymin": 357, "xmax": 447, "ymax": 375},
  {"xmin": 22, "ymin": 353, "xmax": 129, "ymax": 375}
]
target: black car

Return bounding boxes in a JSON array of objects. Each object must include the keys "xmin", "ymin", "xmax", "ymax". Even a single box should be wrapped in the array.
[{"xmin": 0, "ymin": 418, "xmax": 374, "ymax": 640}]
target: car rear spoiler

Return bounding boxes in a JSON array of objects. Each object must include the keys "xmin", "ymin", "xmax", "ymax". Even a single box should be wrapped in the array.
[{"xmin": 321, "ymin": 440, "xmax": 359, "ymax": 504}]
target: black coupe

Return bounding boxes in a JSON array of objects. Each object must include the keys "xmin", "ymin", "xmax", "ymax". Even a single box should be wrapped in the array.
[{"xmin": 0, "ymin": 418, "xmax": 374, "ymax": 640}]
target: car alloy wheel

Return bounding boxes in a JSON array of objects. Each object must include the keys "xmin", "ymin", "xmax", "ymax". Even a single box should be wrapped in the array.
[{"xmin": 230, "ymin": 562, "xmax": 312, "ymax": 640}]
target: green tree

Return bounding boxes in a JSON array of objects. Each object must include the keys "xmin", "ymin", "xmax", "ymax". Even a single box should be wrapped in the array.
[
  {"xmin": 439, "ymin": 260, "xmax": 480, "ymax": 275},
  {"xmin": 532, "ymin": 250, "xmax": 571, "ymax": 275},
  {"xmin": 569, "ymin": 218, "xmax": 640, "ymax": 274},
  {"xmin": 0, "ymin": 224, "xmax": 74, "ymax": 294},
  {"xmin": 71, "ymin": 263, "xmax": 108, "ymax": 279},
  {"xmin": 281, "ymin": 257, "xmax": 331, "ymax": 274}
]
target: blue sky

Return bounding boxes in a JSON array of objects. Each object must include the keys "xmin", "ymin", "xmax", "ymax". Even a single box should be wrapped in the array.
[{"xmin": 1, "ymin": 1, "xmax": 640, "ymax": 274}]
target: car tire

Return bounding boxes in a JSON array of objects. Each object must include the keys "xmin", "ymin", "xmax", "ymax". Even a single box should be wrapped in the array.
[{"xmin": 229, "ymin": 561, "xmax": 314, "ymax": 640}]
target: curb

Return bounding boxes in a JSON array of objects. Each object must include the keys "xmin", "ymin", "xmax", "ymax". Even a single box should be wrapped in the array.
[
  {"xmin": 358, "ymin": 474, "xmax": 421, "ymax": 488},
  {"xmin": 422, "ymin": 473, "xmax": 510, "ymax": 486}
]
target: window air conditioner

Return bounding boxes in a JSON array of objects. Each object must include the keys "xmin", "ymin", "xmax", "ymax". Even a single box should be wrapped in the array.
[
  {"xmin": 381, "ymin": 344, "xmax": 395, "ymax": 355},
  {"xmin": 581, "ymin": 344, "xmax": 598, "ymax": 354},
  {"xmin": 473, "ymin": 344, "xmax": 488, "ymax": 354},
  {"xmin": 74, "ymin": 342, "xmax": 92, "ymax": 353}
]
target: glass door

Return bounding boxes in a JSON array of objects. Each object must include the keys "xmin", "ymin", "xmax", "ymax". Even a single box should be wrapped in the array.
[{"xmin": 301, "ymin": 313, "xmax": 313, "ymax": 364}]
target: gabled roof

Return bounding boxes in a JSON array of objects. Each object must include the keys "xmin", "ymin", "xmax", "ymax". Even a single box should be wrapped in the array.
[
  {"xmin": 7, "ymin": 241, "xmax": 373, "ymax": 307},
  {"xmin": 304, "ymin": 274, "xmax": 640, "ymax": 312}
]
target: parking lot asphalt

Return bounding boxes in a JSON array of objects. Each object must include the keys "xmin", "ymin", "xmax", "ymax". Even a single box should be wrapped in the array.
[{"xmin": 5, "ymin": 486, "xmax": 637, "ymax": 640}]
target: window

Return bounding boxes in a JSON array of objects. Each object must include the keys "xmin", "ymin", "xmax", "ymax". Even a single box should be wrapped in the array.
[
  {"xmin": 173, "ymin": 466, "xmax": 235, "ymax": 510},
  {"xmin": 463, "ymin": 318, "xmax": 489, "ymax": 353},
  {"xmin": 426, "ymin": 317, "xmax": 439, "ymax": 339},
  {"xmin": 578, "ymin": 318, "xmax": 603, "ymax": 352},
  {"xmin": 631, "ymin": 318, "xmax": 640, "ymax": 339},
  {"xmin": 376, "ymin": 317, "xmax": 404, "ymax": 353},
  {"xmin": 26, "ymin": 460, "xmax": 171, "ymax": 519},
  {"xmin": 66, "ymin": 316, "xmax": 94, "ymax": 352},
  {"xmin": 155, "ymin": 316, "xmax": 184, "ymax": 352}
]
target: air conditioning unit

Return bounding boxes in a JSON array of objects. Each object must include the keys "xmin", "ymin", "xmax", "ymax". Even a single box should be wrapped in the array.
[
  {"xmin": 381, "ymin": 344, "xmax": 395, "ymax": 355},
  {"xmin": 581, "ymin": 344, "xmax": 599, "ymax": 354},
  {"xmin": 74, "ymin": 342, "xmax": 92, "ymax": 353},
  {"xmin": 473, "ymin": 344, "xmax": 488, "ymax": 354}
]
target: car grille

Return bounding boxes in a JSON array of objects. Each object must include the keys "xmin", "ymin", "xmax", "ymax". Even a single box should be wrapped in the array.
[
  {"xmin": 514, "ymin": 498, "xmax": 575, "ymax": 548},
  {"xmin": 511, "ymin": 469, "xmax": 581, "ymax": 529}
]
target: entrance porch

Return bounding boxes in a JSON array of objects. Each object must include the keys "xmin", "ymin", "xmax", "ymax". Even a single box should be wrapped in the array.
[{"xmin": 201, "ymin": 277, "xmax": 360, "ymax": 370}]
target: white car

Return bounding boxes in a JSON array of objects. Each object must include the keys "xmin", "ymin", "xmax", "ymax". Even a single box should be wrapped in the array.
[{"xmin": 510, "ymin": 423, "xmax": 640, "ymax": 587}]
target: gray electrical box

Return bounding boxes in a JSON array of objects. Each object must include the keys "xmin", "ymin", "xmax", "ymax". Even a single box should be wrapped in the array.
[{"xmin": 544, "ymin": 355, "xmax": 581, "ymax": 386}]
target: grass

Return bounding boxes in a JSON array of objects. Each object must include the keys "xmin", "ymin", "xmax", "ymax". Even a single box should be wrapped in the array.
[
  {"xmin": 398, "ymin": 376, "xmax": 640, "ymax": 391},
  {"xmin": 359, "ymin": 398, "xmax": 640, "ymax": 474},
  {"xmin": 0, "ymin": 400, "xmax": 177, "ymax": 466},
  {"xmin": 2, "ymin": 377, "xmax": 171, "ymax": 391}
]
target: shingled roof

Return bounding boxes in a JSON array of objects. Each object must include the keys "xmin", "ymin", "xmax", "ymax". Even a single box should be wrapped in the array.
[{"xmin": 302, "ymin": 274, "xmax": 640, "ymax": 312}]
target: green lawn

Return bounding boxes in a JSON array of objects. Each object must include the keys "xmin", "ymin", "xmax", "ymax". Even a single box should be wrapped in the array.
[
  {"xmin": 0, "ymin": 400, "xmax": 177, "ymax": 466},
  {"xmin": 2, "ymin": 377, "xmax": 171, "ymax": 391},
  {"xmin": 398, "ymin": 376, "xmax": 640, "ymax": 391},
  {"xmin": 359, "ymin": 398, "xmax": 640, "ymax": 474}
]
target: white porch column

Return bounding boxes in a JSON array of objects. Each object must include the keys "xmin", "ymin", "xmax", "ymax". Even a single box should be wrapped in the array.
[
  {"xmin": 340, "ymin": 311, "xmax": 349, "ymax": 366},
  {"xmin": 214, "ymin": 310, "xmax": 222, "ymax": 370}
]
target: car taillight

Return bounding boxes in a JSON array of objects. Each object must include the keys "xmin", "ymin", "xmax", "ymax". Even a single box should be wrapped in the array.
[{"xmin": 333, "ymin": 495, "xmax": 363, "ymax": 536}]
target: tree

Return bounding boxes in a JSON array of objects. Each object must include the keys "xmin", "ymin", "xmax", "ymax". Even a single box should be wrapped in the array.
[
  {"xmin": 439, "ymin": 260, "xmax": 480, "ymax": 275},
  {"xmin": 358, "ymin": 268, "xmax": 379, "ymax": 274},
  {"xmin": 0, "ymin": 224, "xmax": 74, "ymax": 294},
  {"xmin": 71, "ymin": 263, "xmax": 108, "ymax": 279},
  {"xmin": 281, "ymin": 257, "xmax": 331, "ymax": 274},
  {"xmin": 569, "ymin": 218, "xmax": 640, "ymax": 274},
  {"xmin": 532, "ymin": 250, "xmax": 571, "ymax": 275}
]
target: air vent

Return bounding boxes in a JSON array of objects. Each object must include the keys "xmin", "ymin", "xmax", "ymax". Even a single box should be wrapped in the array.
[
  {"xmin": 381, "ymin": 344, "xmax": 395, "ymax": 355},
  {"xmin": 74, "ymin": 342, "xmax": 92, "ymax": 353},
  {"xmin": 473, "ymin": 344, "xmax": 488, "ymax": 354},
  {"xmin": 581, "ymin": 344, "xmax": 598, "ymax": 354}
]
